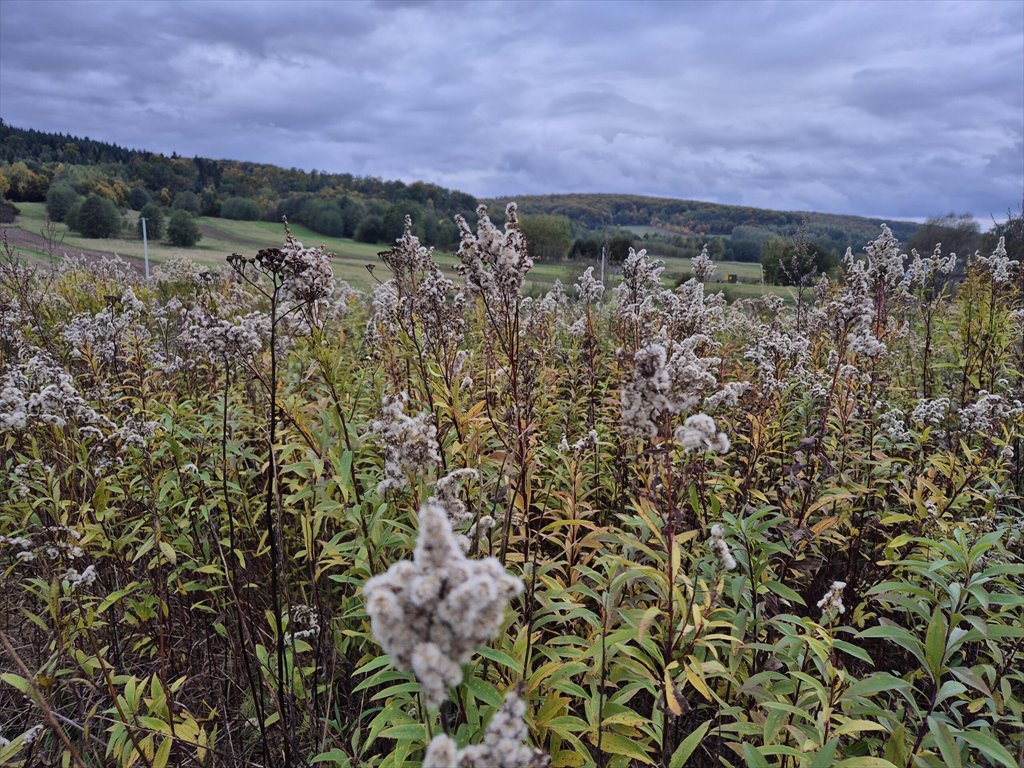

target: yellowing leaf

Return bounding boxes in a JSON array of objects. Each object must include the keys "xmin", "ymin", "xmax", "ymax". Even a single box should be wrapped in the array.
[
  {"xmin": 685, "ymin": 658, "xmax": 713, "ymax": 702},
  {"xmin": 832, "ymin": 719, "xmax": 888, "ymax": 738},
  {"xmin": 664, "ymin": 667, "xmax": 684, "ymax": 716}
]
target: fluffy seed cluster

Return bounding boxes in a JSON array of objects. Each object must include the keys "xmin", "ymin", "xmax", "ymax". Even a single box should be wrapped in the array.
[
  {"xmin": 227, "ymin": 223, "xmax": 336, "ymax": 312},
  {"xmin": 455, "ymin": 204, "xmax": 533, "ymax": 300},
  {"xmin": 430, "ymin": 468, "xmax": 479, "ymax": 528},
  {"xmin": 817, "ymin": 580, "xmax": 847, "ymax": 616},
  {"xmin": 620, "ymin": 337, "xmax": 719, "ymax": 438},
  {"xmin": 288, "ymin": 604, "xmax": 321, "ymax": 642},
  {"xmin": 558, "ymin": 429, "xmax": 599, "ymax": 455},
  {"xmin": 911, "ymin": 397, "xmax": 950, "ymax": 426},
  {"xmin": 846, "ymin": 328, "xmax": 888, "ymax": 358},
  {"xmin": 2, "ymin": 525, "xmax": 86, "ymax": 563},
  {"xmin": 744, "ymin": 321, "xmax": 811, "ymax": 395},
  {"xmin": 574, "ymin": 266, "xmax": 604, "ymax": 304},
  {"xmin": 959, "ymin": 391, "xmax": 1023, "ymax": 434},
  {"xmin": 972, "ymin": 236, "xmax": 1019, "ymax": 284},
  {"xmin": 369, "ymin": 217, "xmax": 466, "ymax": 354},
  {"xmin": 363, "ymin": 503, "xmax": 523, "ymax": 708},
  {"xmin": 64, "ymin": 564, "xmax": 98, "ymax": 591},
  {"xmin": 277, "ymin": 231, "xmax": 335, "ymax": 304},
  {"xmin": 369, "ymin": 392, "xmax": 441, "ymax": 494},
  {"xmin": 901, "ymin": 245, "xmax": 957, "ymax": 299},
  {"xmin": 423, "ymin": 690, "xmax": 549, "ymax": 768},
  {"xmin": 675, "ymin": 413, "xmax": 731, "ymax": 454},
  {"xmin": 152, "ymin": 258, "xmax": 221, "ymax": 288},
  {"xmin": 63, "ymin": 288, "xmax": 149, "ymax": 367},
  {"xmin": 615, "ymin": 248, "xmax": 665, "ymax": 342},
  {"xmin": 704, "ymin": 381, "xmax": 751, "ymax": 411},
  {"xmin": 1, "ymin": 348, "xmax": 111, "ymax": 431},
  {"xmin": 877, "ymin": 403, "xmax": 912, "ymax": 443},
  {"xmin": 691, "ymin": 244, "xmax": 716, "ymax": 282},
  {"xmin": 860, "ymin": 224, "xmax": 907, "ymax": 294},
  {"xmin": 156, "ymin": 300, "xmax": 268, "ymax": 370},
  {"xmin": 709, "ymin": 523, "xmax": 737, "ymax": 571}
]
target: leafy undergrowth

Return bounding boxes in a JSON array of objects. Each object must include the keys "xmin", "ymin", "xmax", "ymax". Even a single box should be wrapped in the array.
[{"xmin": 0, "ymin": 209, "xmax": 1021, "ymax": 768}]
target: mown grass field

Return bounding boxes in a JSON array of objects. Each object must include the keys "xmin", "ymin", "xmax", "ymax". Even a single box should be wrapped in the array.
[{"xmin": 2, "ymin": 202, "xmax": 789, "ymax": 299}]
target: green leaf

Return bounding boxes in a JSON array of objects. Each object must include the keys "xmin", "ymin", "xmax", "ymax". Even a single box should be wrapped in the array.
[
  {"xmin": 833, "ymin": 639, "xmax": 874, "ymax": 664},
  {"xmin": 958, "ymin": 729, "xmax": 1018, "ymax": 768},
  {"xmin": 379, "ymin": 723, "xmax": 428, "ymax": 742},
  {"xmin": 845, "ymin": 673, "xmax": 910, "ymax": 698},
  {"xmin": 809, "ymin": 738, "xmax": 839, "ymax": 768},
  {"xmin": 927, "ymin": 717, "xmax": 962, "ymax": 768},
  {"xmin": 925, "ymin": 607, "xmax": 947, "ymax": 679},
  {"xmin": 742, "ymin": 742, "xmax": 770, "ymax": 768},
  {"xmin": 934, "ymin": 680, "xmax": 967, "ymax": 706},
  {"xmin": 311, "ymin": 749, "xmax": 351, "ymax": 766},
  {"xmin": 0, "ymin": 673, "xmax": 30, "ymax": 694},
  {"xmin": 463, "ymin": 675, "xmax": 503, "ymax": 708},
  {"xmin": 475, "ymin": 645, "xmax": 521, "ymax": 670},
  {"xmin": 599, "ymin": 732, "xmax": 655, "ymax": 765},
  {"xmin": 153, "ymin": 737, "xmax": 173, "ymax": 768},
  {"xmin": 669, "ymin": 720, "xmax": 710, "ymax": 768},
  {"xmin": 761, "ymin": 580, "xmax": 807, "ymax": 606}
]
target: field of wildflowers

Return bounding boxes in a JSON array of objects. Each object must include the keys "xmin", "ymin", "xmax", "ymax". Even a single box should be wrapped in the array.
[{"xmin": 0, "ymin": 206, "xmax": 1021, "ymax": 768}]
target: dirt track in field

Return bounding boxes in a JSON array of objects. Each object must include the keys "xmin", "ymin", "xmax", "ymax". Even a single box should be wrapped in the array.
[
  {"xmin": 1, "ymin": 225, "xmax": 145, "ymax": 272},
  {"xmin": 198, "ymin": 223, "xmax": 266, "ymax": 248}
]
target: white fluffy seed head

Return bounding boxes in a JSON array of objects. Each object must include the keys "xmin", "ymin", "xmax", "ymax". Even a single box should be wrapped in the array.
[{"xmin": 363, "ymin": 502, "xmax": 524, "ymax": 708}]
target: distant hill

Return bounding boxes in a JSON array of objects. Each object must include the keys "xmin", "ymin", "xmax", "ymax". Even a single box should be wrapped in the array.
[
  {"xmin": 1, "ymin": 121, "xmax": 919, "ymax": 257},
  {"xmin": 486, "ymin": 193, "xmax": 921, "ymax": 254},
  {"xmin": 0, "ymin": 120, "xmax": 477, "ymax": 248}
]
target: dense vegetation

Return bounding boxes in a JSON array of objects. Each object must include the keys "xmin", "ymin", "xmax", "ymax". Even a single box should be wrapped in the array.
[{"xmin": 0, "ymin": 204, "xmax": 1021, "ymax": 768}]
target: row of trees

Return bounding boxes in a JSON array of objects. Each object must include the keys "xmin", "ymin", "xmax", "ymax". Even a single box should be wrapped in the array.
[
  {"xmin": 45, "ymin": 182, "xmax": 200, "ymax": 246},
  {"xmin": 488, "ymin": 192, "xmax": 923, "ymax": 245}
]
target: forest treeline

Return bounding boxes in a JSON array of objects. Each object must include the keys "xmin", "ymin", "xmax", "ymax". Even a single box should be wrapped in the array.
[
  {"xmin": 2, "ymin": 120, "xmax": 1014, "ymax": 285},
  {"xmin": 0, "ymin": 121, "xmax": 476, "ymax": 248}
]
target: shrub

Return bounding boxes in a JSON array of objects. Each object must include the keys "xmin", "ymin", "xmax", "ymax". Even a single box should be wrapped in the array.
[
  {"xmin": 65, "ymin": 199, "xmax": 82, "ymax": 231},
  {"xmin": 172, "ymin": 190, "xmax": 201, "ymax": 215},
  {"xmin": 606, "ymin": 233, "xmax": 635, "ymax": 262},
  {"xmin": 200, "ymin": 188, "xmax": 221, "ymax": 217},
  {"xmin": 354, "ymin": 213, "xmax": 386, "ymax": 243},
  {"xmin": 519, "ymin": 214, "xmax": 573, "ymax": 262},
  {"xmin": 297, "ymin": 198, "xmax": 348, "ymax": 237},
  {"xmin": 220, "ymin": 196, "xmax": 263, "ymax": 221},
  {"xmin": 138, "ymin": 203, "xmax": 164, "ymax": 240},
  {"xmin": 71, "ymin": 194, "xmax": 121, "ymax": 238},
  {"xmin": 45, "ymin": 182, "xmax": 79, "ymax": 223},
  {"xmin": 166, "ymin": 209, "xmax": 201, "ymax": 247},
  {"xmin": 127, "ymin": 186, "xmax": 151, "ymax": 211}
]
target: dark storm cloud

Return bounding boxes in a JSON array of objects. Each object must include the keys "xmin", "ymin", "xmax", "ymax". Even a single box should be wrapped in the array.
[{"xmin": 1, "ymin": 0, "xmax": 1021, "ymax": 221}]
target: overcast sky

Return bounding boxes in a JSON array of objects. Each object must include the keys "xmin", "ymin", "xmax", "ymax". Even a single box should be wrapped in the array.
[{"xmin": 1, "ymin": 0, "xmax": 1021, "ymax": 221}]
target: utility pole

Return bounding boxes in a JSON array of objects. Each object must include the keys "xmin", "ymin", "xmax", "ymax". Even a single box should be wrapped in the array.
[
  {"xmin": 140, "ymin": 217, "xmax": 150, "ymax": 279},
  {"xmin": 600, "ymin": 242, "xmax": 607, "ymax": 286}
]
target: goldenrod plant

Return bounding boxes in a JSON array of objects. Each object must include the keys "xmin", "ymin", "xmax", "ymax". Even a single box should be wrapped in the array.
[{"xmin": 0, "ymin": 212, "xmax": 1021, "ymax": 767}]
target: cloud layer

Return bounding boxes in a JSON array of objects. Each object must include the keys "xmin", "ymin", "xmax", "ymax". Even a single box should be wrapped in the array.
[{"xmin": 1, "ymin": 0, "xmax": 1021, "ymax": 219}]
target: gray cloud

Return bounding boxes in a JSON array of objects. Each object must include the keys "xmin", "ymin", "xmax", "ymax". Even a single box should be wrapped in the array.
[{"xmin": 1, "ymin": 0, "xmax": 1021, "ymax": 220}]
